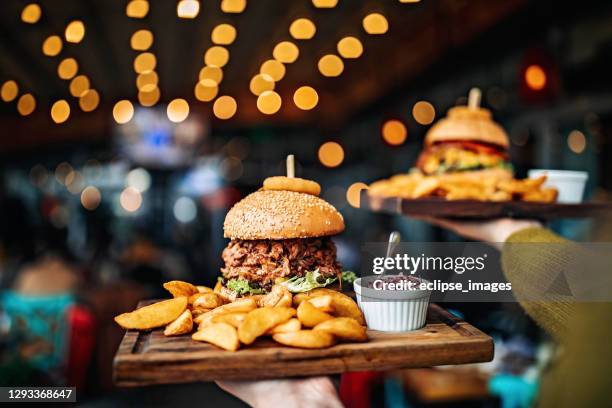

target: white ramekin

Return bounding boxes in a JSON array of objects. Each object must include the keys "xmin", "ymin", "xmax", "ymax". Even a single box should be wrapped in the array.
[
  {"xmin": 354, "ymin": 277, "xmax": 431, "ymax": 332},
  {"xmin": 528, "ymin": 169, "xmax": 588, "ymax": 204}
]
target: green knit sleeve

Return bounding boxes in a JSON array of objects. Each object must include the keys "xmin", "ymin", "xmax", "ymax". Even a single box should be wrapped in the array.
[{"xmin": 501, "ymin": 227, "xmax": 575, "ymax": 340}]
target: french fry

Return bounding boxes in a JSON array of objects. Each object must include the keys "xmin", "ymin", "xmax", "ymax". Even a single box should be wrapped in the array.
[
  {"xmin": 211, "ymin": 312, "xmax": 247, "ymax": 328},
  {"xmin": 114, "ymin": 297, "xmax": 188, "ymax": 330},
  {"xmin": 297, "ymin": 300, "xmax": 334, "ymax": 328},
  {"xmin": 163, "ymin": 281, "xmax": 199, "ymax": 298},
  {"xmin": 273, "ymin": 330, "xmax": 335, "ymax": 349},
  {"xmin": 164, "ymin": 310, "xmax": 193, "ymax": 336},
  {"xmin": 192, "ymin": 323, "xmax": 240, "ymax": 351},
  {"xmin": 238, "ymin": 307, "xmax": 296, "ymax": 345},
  {"xmin": 313, "ymin": 317, "xmax": 368, "ymax": 342},
  {"xmin": 266, "ymin": 318, "xmax": 301, "ymax": 335}
]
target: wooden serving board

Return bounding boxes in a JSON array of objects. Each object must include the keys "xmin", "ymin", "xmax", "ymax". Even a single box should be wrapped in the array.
[
  {"xmin": 113, "ymin": 302, "xmax": 493, "ymax": 386},
  {"xmin": 362, "ymin": 192, "xmax": 612, "ymax": 219}
]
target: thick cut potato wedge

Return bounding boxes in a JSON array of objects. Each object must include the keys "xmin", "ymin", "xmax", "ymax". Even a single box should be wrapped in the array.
[
  {"xmin": 313, "ymin": 317, "xmax": 368, "ymax": 342},
  {"xmin": 295, "ymin": 289, "xmax": 365, "ymax": 325},
  {"xmin": 273, "ymin": 330, "xmax": 335, "ymax": 349},
  {"xmin": 192, "ymin": 322, "xmax": 240, "ymax": 351},
  {"xmin": 192, "ymin": 293, "xmax": 224, "ymax": 309},
  {"xmin": 193, "ymin": 298, "xmax": 257, "ymax": 325},
  {"xmin": 164, "ymin": 310, "xmax": 193, "ymax": 336},
  {"xmin": 258, "ymin": 285, "xmax": 292, "ymax": 308},
  {"xmin": 266, "ymin": 318, "xmax": 301, "ymax": 335},
  {"xmin": 114, "ymin": 297, "xmax": 188, "ymax": 330},
  {"xmin": 211, "ymin": 312, "xmax": 247, "ymax": 328},
  {"xmin": 238, "ymin": 307, "xmax": 296, "ymax": 345},
  {"xmin": 307, "ymin": 295, "xmax": 334, "ymax": 313},
  {"xmin": 297, "ymin": 299, "xmax": 334, "ymax": 328},
  {"xmin": 164, "ymin": 281, "xmax": 199, "ymax": 298},
  {"xmin": 196, "ymin": 285, "xmax": 213, "ymax": 294}
]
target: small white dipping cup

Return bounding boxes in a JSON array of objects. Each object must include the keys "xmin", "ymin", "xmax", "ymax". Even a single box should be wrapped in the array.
[
  {"xmin": 354, "ymin": 277, "xmax": 431, "ymax": 332},
  {"xmin": 528, "ymin": 169, "xmax": 588, "ymax": 204}
]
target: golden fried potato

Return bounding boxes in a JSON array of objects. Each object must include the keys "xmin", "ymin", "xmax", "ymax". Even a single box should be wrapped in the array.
[
  {"xmin": 273, "ymin": 330, "xmax": 335, "ymax": 349},
  {"xmin": 411, "ymin": 177, "xmax": 440, "ymax": 199},
  {"xmin": 114, "ymin": 297, "xmax": 188, "ymax": 330},
  {"xmin": 263, "ymin": 176, "xmax": 321, "ymax": 196},
  {"xmin": 163, "ymin": 281, "xmax": 199, "ymax": 298},
  {"xmin": 164, "ymin": 309, "xmax": 193, "ymax": 336},
  {"xmin": 313, "ymin": 317, "xmax": 367, "ymax": 342},
  {"xmin": 522, "ymin": 188, "xmax": 558, "ymax": 203},
  {"xmin": 196, "ymin": 285, "xmax": 214, "ymax": 294},
  {"xmin": 238, "ymin": 307, "xmax": 296, "ymax": 345},
  {"xmin": 306, "ymin": 295, "xmax": 334, "ymax": 313},
  {"xmin": 258, "ymin": 285, "xmax": 293, "ymax": 308},
  {"xmin": 295, "ymin": 288, "xmax": 366, "ymax": 325},
  {"xmin": 487, "ymin": 190, "xmax": 512, "ymax": 202},
  {"xmin": 193, "ymin": 298, "xmax": 257, "ymax": 325},
  {"xmin": 297, "ymin": 300, "xmax": 334, "ymax": 328},
  {"xmin": 211, "ymin": 312, "xmax": 247, "ymax": 328},
  {"xmin": 192, "ymin": 322, "xmax": 240, "ymax": 351},
  {"xmin": 191, "ymin": 307, "xmax": 213, "ymax": 318},
  {"xmin": 265, "ymin": 318, "xmax": 301, "ymax": 335},
  {"xmin": 192, "ymin": 293, "xmax": 224, "ymax": 309}
]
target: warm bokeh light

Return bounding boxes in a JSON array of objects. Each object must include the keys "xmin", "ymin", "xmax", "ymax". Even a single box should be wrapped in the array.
[
  {"xmin": 138, "ymin": 86, "xmax": 160, "ymax": 106},
  {"xmin": 79, "ymin": 89, "xmax": 99, "ymax": 112},
  {"xmin": 289, "ymin": 18, "xmax": 316, "ymax": 40},
  {"xmin": 126, "ymin": 0, "xmax": 149, "ymax": 18},
  {"xmin": 17, "ymin": 93, "xmax": 36, "ymax": 116},
  {"xmin": 312, "ymin": 0, "xmax": 337, "ymax": 8},
  {"xmin": 211, "ymin": 24, "xmax": 237, "ymax": 45},
  {"xmin": 199, "ymin": 65, "xmax": 223, "ymax": 84},
  {"xmin": 127, "ymin": 168, "xmax": 152, "ymax": 192},
  {"xmin": 249, "ymin": 74, "xmax": 275, "ymax": 96},
  {"xmin": 260, "ymin": 59, "xmax": 285, "ymax": 81},
  {"xmin": 1, "ymin": 80, "xmax": 19, "ymax": 102},
  {"xmin": 65, "ymin": 20, "xmax": 85, "ymax": 43},
  {"xmin": 21, "ymin": 4, "xmax": 41, "ymax": 24},
  {"xmin": 69, "ymin": 75, "xmax": 90, "ymax": 97},
  {"xmin": 204, "ymin": 46, "xmax": 229, "ymax": 67},
  {"xmin": 293, "ymin": 86, "xmax": 318, "ymax": 110},
  {"xmin": 213, "ymin": 95, "xmax": 237, "ymax": 119},
  {"xmin": 177, "ymin": 0, "xmax": 200, "ymax": 18},
  {"xmin": 51, "ymin": 100, "xmax": 70, "ymax": 124},
  {"xmin": 55, "ymin": 162, "xmax": 73, "ymax": 184},
  {"xmin": 167, "ymin": 98, "xmax": 190, "ymax": 122},
  {"xmin": 273, "ymin": 41, "xmax": 299, "ymax": 64},
  {"xmin": 131, "ymin": 29, "xmax": 154, "ymax": 50},
  {"xmin": 318, "ymin": 54, "xmax": 344, "ymax": 77},
  {"xmin": 136, "ymin": 71, "xmax": 158, "ymax": 91},
  {"xmin": 113, "ymin": 100, "xmax": 134, "ymax": 124},
  {"xmin": 134, "ymin": 52, "xmax": 157, "ymax": 73},
  {"xmin": 221, "ymin": 0, "xmax": 246, "ymax": 13},
  {"xmin": 318, "ymin": 141, "xmax": 344, "ymax": 168},
  {"xmin": 525, "ymin": 64, "xmax": 547, "ymax": 91},
  {"xmin": 399, "ymin": 0, "xmax": 421, "ymax": 2},
  {"xmin": 257, "ymin": 91, "xmax": 282, "ymax": 115},
  {"xmin": 120, "ymin": 187, "xmax": 143, "ymax": 213},
  {"xmin": 363, "ymin": 13, "xmax": 389, "ymax": 35},
  {"xmin": 567, "ymin": 130, "xmax": 586, "ymax": 154},
  {"xmin": 337, "ymin": 37, "xmax": 363, "ymax": 59},
  {"xmin": 81, "ymin": 186, "xmax": 101, "ymax": 210},
  {"xmin": 42, "ymin": 35, "xmax": 63, "ymax": 56},
  {"xmin": 412, "ymin": 100, "xmax": 436, "ymax": 125},
  {"xmin": 58, "ymin": 58, "xmax": 78, "ymax": 80},
  {"xmin": 194, "ymin": 81, "xmax": 218, "ymax": 101},
  {"xmin": 66, "ymin": 171, "xmax": 84, "ymax": 194},
  {"xmin": 346, "ymin": 182, "xmax": 369, "ymax": 208},
  {"xmin": 382, "ymin": 119, "xmax": 407, "ymax": 145}
]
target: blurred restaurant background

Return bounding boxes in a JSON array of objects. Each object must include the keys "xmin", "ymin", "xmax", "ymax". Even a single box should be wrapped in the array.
[{"xmin": 1, "ymin": 0, "xmax": 611, "ymax": 406}]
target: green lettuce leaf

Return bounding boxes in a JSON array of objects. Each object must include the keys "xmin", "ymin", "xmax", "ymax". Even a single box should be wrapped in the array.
[
  {"xmin": 341, "ymin": 270, "xmax": 357, "ymax": 284},
  {"xmin": 281, "ymin": 269, "xmax": 337, "ymax": 293},
  {"xmin": 226, "ymin": 278, "xmax": 266, "ymax": 295}
]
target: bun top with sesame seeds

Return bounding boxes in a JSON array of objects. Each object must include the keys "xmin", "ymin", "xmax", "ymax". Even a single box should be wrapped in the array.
[{"xmin": 223, "ymin": 189, "xmax": 345, "ymax": 240}]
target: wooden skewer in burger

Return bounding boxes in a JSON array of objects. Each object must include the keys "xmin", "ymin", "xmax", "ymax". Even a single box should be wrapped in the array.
[
  {"xmin": 416, "ymin": 88, "xmax": 513, "ymax": 183},
  {"xmin": 218, "ymin": 155, "xmax": 345, "ymax": 299}
]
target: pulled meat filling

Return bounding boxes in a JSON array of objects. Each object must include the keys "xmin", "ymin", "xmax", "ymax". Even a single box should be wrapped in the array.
[{"xmin": 221, "ymin": 238, "xmax": 342, "ymax": 289}]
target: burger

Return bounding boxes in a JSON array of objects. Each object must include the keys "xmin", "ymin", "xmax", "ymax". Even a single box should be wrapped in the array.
[
  {"xmin": 218, "ymin": 184, "xmax": 346, "ymax": 298},
  {"xmin": 415, "ymin": 105, "xmax": 513, "ymax": 182}
]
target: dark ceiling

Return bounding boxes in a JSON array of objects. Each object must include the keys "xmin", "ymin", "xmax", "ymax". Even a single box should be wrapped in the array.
[{"xmin": 0, "ymin": 0, "xmax": 526, "ymax": 150}]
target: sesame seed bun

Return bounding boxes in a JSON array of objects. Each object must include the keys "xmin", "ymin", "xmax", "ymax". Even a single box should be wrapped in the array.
[
  {"xmin": 223, "ymin": 190, "xmax": 345, "ymax": 240},
  {"xmin": 425, "ymin": 106, "xmax": 509, "ymax": 149}
]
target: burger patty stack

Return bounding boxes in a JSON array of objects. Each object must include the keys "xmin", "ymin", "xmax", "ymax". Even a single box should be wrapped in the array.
[{"xmin": 220, "ymin": 176, "xmax": 345, "ymax": 297}]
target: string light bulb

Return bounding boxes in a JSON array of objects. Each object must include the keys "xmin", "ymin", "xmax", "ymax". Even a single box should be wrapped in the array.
[
  {"xmin": 289, "ymin": 18, "xmax": 316, "ymax": 40},
  {"xmin": 65, "ymin": 20, "xmax": 85, "ymax": 43},
  {"xmin": 363, "ymin": 13, "xmax": 388, "ymax": 35},
  {"xmin": 318, "ymin": 54, "xmax": 343, "ymax": 77},
  {"xmin": 21, "ymin": 4, "xmax": 41, "ymax": 24},
  {"xmin": 213, "ymin": 95, "xmax": 237, "ymax": 119},
  {"xmin": 337, "ymin": 37, "xmax": 363, "ymax": 59},
  {"xmin": 177, "ymin": 0, "xmax": 200, "ymax": 18},
  {"xmin": 113, "ymin": 100, "xmax": 134, "ymax": 124},
  {"xmin": 167, "ymin": 98, "xmax": 190, "ymax": 122}
]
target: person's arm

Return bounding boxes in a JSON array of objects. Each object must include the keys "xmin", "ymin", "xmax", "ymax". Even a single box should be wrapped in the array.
[
  {"xmin": 216, "ymin": 377, "xmax": 343, "ymax": 408},
  {"xmin": 420, "ymin": 218, "xmax": 573, "ymax": 339}
]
